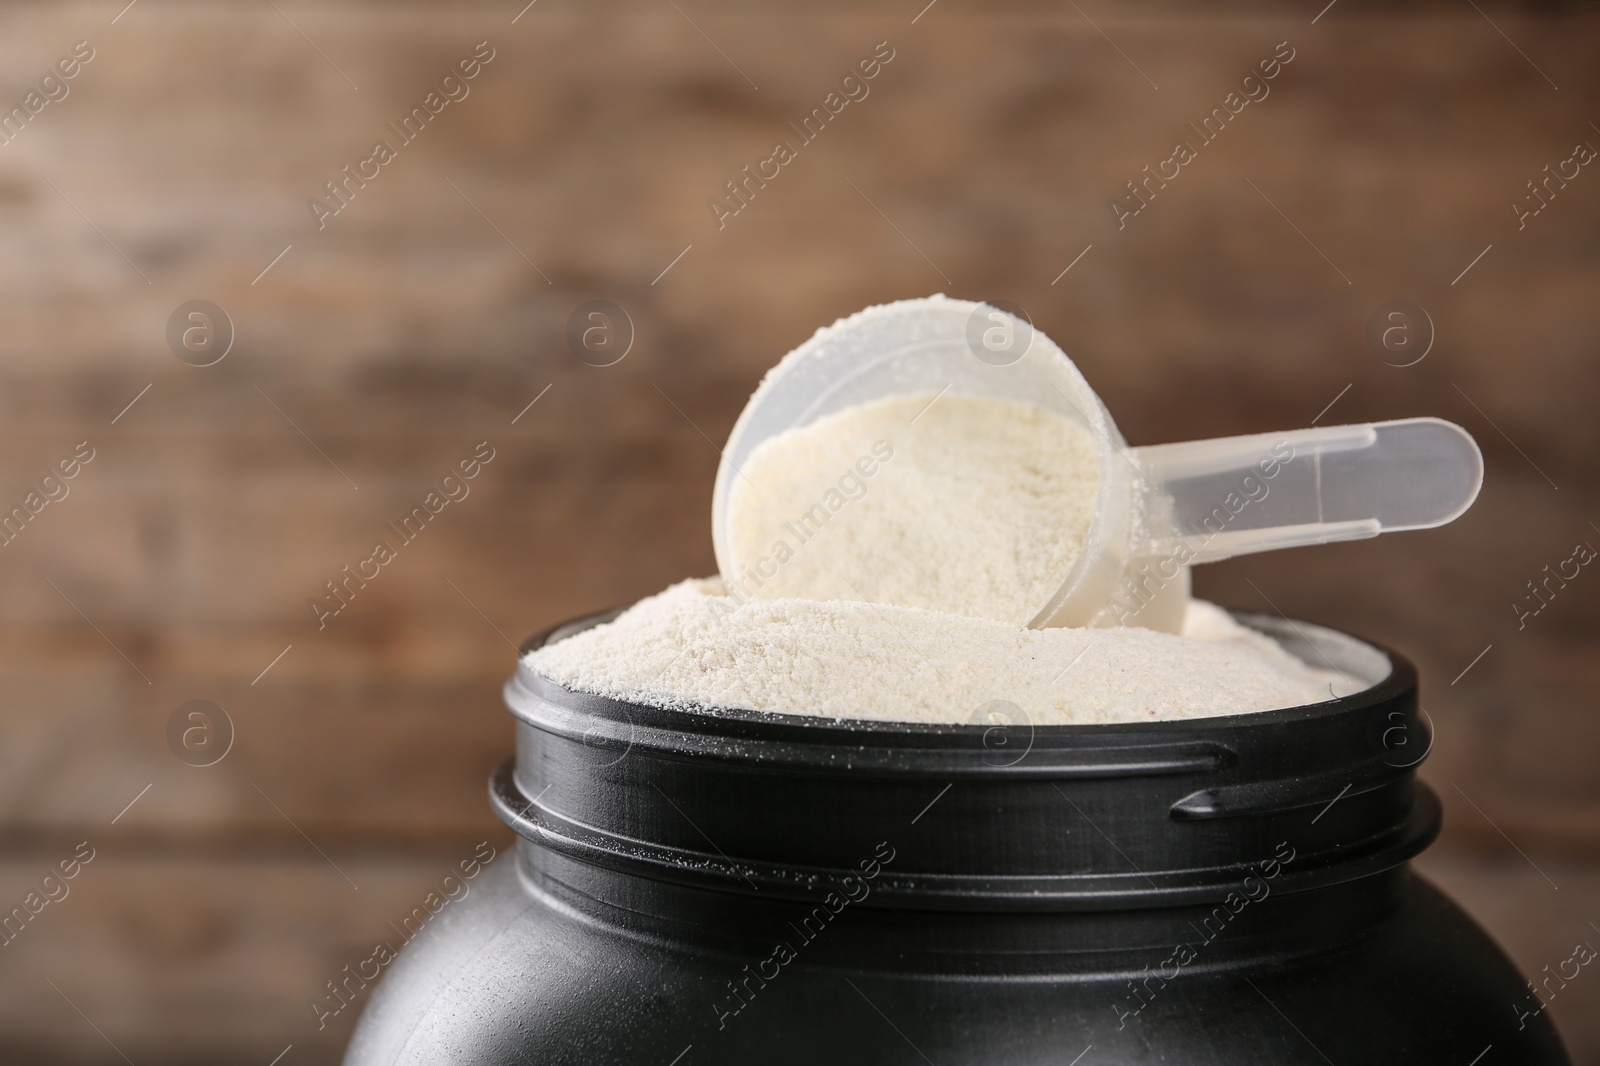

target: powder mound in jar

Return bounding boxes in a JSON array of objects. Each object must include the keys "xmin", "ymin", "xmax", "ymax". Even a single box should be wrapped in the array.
[
  {"xmin": 527, "ymin": 579, "xmax": 1372, "ymax": 725},
  {"xmin": 725, "ymin": 392, "xmax": 1099, "ymax": 627}
]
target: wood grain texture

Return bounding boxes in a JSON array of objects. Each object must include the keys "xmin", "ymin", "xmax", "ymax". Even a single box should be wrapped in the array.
[{"xmin": 0, "ymin": 0, "xmax": 1596, "ymax": 1060}]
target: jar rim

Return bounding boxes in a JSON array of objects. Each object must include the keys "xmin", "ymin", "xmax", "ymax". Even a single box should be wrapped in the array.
[{"xmin": 496, "ymin": 608, "xmax": 1433, "ymax": 912}]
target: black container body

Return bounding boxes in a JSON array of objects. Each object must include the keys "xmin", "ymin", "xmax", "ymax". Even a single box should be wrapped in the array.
[{"xmin": 344, "ymin": 613, "xmax": 1568, "ymax": 1065}]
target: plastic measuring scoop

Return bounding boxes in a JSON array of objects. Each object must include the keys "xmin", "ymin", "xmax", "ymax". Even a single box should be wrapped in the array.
[{"xmin": 711, "ymin": 296, "xmax": 1483, "ymax": 634}]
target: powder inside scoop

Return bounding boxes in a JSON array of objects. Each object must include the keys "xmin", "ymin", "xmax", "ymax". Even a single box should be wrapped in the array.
[{"xmin": 725, "ymin": 392, "xmax": 1099, "ymax": 627}]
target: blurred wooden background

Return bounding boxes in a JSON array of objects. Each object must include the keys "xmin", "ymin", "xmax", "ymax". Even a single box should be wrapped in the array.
[{"xmin": 0, "ymin": 0, "xmax": 1596, "ymax": 1061}]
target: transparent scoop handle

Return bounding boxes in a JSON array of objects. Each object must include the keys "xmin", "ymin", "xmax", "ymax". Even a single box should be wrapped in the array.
[{"xmin": 1129, "ymin": 417, "xmax": 1484, "ymax": 565}]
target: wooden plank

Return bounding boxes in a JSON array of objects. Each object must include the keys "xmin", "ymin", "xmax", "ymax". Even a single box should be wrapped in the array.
[{"xmin": 0, "ymin": 844, "xmax": 512, "ymax": 1065}]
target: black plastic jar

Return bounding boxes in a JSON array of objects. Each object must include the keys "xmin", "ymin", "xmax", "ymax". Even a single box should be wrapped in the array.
[{"xmin": 344, "ymin": 611, "xmax": 1569, "ymax": 1065}]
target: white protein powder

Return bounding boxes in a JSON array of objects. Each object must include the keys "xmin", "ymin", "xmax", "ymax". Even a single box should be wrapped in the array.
[
  {"xmin": 527, "ymin": 579, "xmax": 1369, "ymax": 725},
  {"xmin": 725, "ymin": 392, "xmax": 1099, "ymax": 627}
]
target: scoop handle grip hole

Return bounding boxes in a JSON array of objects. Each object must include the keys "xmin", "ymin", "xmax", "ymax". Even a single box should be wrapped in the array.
[{"xmin": 1128, "ymin": 417, "xmax": 1484, "ymax": 565}]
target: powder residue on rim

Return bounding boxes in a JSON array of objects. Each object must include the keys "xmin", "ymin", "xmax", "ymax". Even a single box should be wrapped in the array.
[
  {"xmin": 526, "ymin": 579, "xmax": 1369, "ymax": 725},
  {"xmin": 725, "ymin": 392, "xmax": 1099, "ymax": 627}
]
